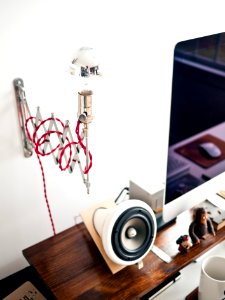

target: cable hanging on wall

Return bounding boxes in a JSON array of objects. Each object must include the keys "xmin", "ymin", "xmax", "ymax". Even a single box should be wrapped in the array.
[
  {"xmin": 13, "ymin": 47, "xmax": 100, "ymax": 195},
  {"xmin": 13, "ymin": 47, "xmax": 100, "ymax": 235}
]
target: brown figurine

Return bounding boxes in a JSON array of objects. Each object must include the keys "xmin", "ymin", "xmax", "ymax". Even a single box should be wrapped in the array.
[
  {"xmin": 189, "ymin": 207, "xmax": 216, "ymax": 244},
  {"xmin": 176, "ymin": 235, "xmax": 192, "ymax": 253}
]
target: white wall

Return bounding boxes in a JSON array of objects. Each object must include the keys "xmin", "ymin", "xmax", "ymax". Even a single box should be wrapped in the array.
[{"xmin": 0, "ymin": 0, "xmax": 224, "ymax": 279}]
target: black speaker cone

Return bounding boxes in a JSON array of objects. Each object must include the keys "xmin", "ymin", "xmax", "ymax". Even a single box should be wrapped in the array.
[{"xmin": 111, "ymin": 207, "xmax": 155, "ymax": 261}]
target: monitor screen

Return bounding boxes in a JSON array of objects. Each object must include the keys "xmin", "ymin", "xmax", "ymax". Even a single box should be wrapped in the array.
[{"xmin": 163, "ymin": 32, "xmax": 225, "ymax": 223}]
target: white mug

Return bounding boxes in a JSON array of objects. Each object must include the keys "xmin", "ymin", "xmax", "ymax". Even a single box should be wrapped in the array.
[{"xmin": 198, "ymin": 256, "xmax": 225, "ymax": 300}]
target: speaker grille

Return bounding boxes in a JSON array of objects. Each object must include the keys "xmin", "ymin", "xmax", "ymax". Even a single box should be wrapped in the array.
[{"xmin": 111, "ymin": 207, "xmax": 155, "ymax": 261}]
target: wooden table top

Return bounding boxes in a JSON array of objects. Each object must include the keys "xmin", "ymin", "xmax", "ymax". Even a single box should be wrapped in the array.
[{"xmin": 23, "ymin": 210, "xmax": 225, "ymax": 299}]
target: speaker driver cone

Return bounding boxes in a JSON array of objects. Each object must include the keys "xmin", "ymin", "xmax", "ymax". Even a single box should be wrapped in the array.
[
  {"xmin": 112, "ymin": 207, "xmax": 155, "ymax": 261},
  {"xmin": 93, "ymin": 199, "xmax": 157, "ymax": 266}
]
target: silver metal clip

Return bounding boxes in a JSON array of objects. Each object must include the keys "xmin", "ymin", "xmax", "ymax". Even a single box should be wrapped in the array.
[{"xmin": 13, "ymin": 78, "xmax": 33, "ymax": 157}]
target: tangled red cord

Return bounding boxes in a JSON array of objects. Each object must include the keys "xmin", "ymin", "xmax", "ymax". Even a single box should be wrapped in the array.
[
  {"xmin": 25, "ymin": 117, "xmax": 92, "ymax": 173},
  {"xmin": 25, "ymin": 116, "xmax": 92, "ymax": 235}
]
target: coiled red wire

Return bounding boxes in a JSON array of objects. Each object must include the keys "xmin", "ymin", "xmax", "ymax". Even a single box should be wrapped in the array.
[{"xmin": 25, "ymin": 116, "xmax": 92, "ymax": 235}]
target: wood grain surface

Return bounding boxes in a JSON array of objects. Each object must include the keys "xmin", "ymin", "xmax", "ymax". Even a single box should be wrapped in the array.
[{"xmin": 23, "ymin": 210, "xmax": 225, "ymax": 299}]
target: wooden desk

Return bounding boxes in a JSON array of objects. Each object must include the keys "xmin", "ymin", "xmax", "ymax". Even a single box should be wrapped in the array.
[{"xmin": 23, "ymin": 211, "xmax": 225, "ymax": 300}]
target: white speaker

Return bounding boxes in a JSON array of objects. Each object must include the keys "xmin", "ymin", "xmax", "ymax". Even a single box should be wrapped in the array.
[{"xmin": 93, "ymin": 199, "xmax": 157, "ymax": 266}]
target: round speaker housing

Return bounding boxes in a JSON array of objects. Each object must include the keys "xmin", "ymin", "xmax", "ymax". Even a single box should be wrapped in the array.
[{"xmin": 93, "ymin": 199, "xmax": 157, "ymax": 266}]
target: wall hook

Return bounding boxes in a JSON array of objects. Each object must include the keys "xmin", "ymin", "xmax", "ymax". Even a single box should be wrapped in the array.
[{"xmin": 13, "ymin": 78, "xmax": 33, "ymax": 157}]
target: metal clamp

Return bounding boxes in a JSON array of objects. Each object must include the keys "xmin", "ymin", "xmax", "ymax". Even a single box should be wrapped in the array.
[{"xmin": 13, "ymin": 78, "xmax": 33, "ymax": 157}]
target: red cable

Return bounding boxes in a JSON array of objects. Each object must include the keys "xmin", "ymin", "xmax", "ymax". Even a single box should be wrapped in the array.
[
  {"xmin": 36, "ymin": 153, "xmax": 56, "ymax": 236},
  {"xmin": 25, "ymin": 116, "xmax": 93, "ymax": 236}
]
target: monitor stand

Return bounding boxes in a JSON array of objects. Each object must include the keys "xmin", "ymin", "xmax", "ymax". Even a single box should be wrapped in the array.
[{"xmin": 156, "ymin": 213, "xmax": 176, "ymax": 231}]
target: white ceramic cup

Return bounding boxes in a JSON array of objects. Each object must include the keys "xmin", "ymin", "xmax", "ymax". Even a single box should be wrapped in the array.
[{"xmin": 198, "ymin": 256, "xmax": 225, "ymax": 300}]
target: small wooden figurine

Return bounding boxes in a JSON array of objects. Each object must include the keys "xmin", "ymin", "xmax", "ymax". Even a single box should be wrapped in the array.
[
  {"xmin": 189, "ymin": 207, "xmax": 216, "ymax": 244},
  {"xmin": 176, "ymin": 235, "xmax": 192, "ymax": 253}
]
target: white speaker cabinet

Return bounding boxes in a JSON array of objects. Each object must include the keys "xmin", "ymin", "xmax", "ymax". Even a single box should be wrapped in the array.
[{"xmin": 81, "ymin": 199, "xmax": 157, "ymax": 274}]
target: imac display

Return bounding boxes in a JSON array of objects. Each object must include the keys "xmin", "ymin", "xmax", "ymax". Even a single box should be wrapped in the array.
[{"xmin": 163, "ymin": 32, "xmax": 225, "ymax": 224}]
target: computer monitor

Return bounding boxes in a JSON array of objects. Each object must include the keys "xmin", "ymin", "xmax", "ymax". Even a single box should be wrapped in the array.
[{"xmin": 163, "ymin": 32, "xmax": 225, "ymax": 224}]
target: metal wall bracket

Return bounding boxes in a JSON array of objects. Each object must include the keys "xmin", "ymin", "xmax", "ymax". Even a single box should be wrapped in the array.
[
  {"xmin": 13, "ymin": 78, "xmax": 33, "ymax": 157},
  {"xmin": 13, "ymin": 78, "xmax": 91, "ymax": 193}
]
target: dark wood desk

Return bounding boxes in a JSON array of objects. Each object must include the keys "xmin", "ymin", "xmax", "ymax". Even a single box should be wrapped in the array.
[{"xmin": 23, "ymin": 211, "xmax": 225, "ymax": 300}]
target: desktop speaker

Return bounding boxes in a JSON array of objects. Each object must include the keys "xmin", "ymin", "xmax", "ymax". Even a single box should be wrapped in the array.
[{"xmin": 93, "ymin": 199, "xmax": 157, "ymax": 266}]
